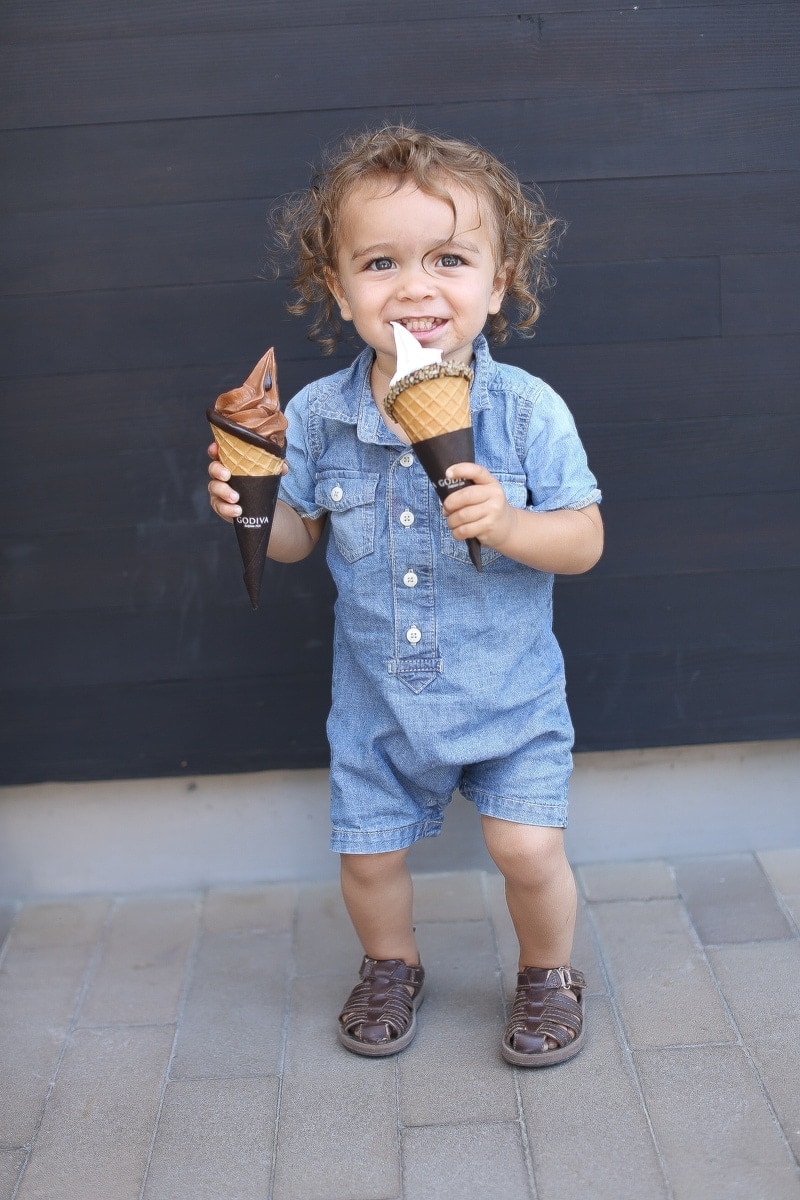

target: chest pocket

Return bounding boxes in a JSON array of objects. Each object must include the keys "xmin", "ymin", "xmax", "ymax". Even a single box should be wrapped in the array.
[
  {"xmin": 439, "ymin": 472, "xmax": 529, "ymax": 568},
  {"xmin": 315, "ymin": 470, "xmax": 379, "ymax": 563}
]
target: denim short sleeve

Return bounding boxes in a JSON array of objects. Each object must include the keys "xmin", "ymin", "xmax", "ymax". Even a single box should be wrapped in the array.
[
  {"xmin": 522, "ymin": 380, "xmax": 601, "ymax": 512},
  {"xmin": 277, "ymin": 386, "xmax": 324, "ymax": 519}
]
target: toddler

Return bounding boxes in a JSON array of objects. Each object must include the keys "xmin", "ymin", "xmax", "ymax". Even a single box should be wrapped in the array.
[{"xmin": 208, "ymin": 125, "xmax": 603, "ymax": 1066}]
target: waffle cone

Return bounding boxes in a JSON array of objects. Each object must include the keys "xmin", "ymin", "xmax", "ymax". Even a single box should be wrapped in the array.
[
  {"xmin": 385, "ymin": 364, "xmax": 482, "ymax": 572},
  {"xmin": 206, "ymin": 409, "xmax": 286, "ymax": 608},
  {"xmin": 385, "ymin": 363, "xmax": 472, "ymax": 443},
  {"xmin": 208, "ymin": 418, "xmax": 284, "ymax": 476}
]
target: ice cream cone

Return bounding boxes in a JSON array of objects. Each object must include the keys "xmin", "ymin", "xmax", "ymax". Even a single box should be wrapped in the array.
[
  {"xmin": 207, "ymin": 409, "xmax": 286, "ymax": 609},
  {"xmin": 385, "ymin": 362, "xmax": 482, "ymax": 571}
]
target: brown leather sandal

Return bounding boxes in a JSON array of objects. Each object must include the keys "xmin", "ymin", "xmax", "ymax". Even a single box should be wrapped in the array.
[
  {"xmin": 502, "ymin": 966, "xmax": 586, "ymax": 1067},
  {"xmin": 338, "ymin": 956, "xmax": 425, "ymax": 1057}
]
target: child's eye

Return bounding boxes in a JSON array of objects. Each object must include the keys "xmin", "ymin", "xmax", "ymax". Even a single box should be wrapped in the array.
[
  {"xmin": 438, "ymin": 254, "xmax": 464, "ymax": 268},
  {"xmin": 367, "ymin": 257, "xmax": 394, "ymax": 271}
]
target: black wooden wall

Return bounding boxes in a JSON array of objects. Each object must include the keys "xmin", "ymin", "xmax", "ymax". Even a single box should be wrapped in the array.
[{"xmin": 2, "ymin": 2, "xmax": 798, "ymax": 784}]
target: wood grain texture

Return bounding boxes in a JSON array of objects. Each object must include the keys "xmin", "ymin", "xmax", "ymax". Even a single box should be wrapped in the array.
[
  {"xmin": 1, "ymin": 0, "xmax": 798, "ymax": 782},
  {"xmin": 3, "ymin": 8, "xmax": 797, "ymax": 129}
]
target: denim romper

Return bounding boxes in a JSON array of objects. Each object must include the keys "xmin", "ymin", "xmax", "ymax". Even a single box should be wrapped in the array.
[{"xmin": 279, "ymin": 336, "xmax": 601, "ymax": 854}]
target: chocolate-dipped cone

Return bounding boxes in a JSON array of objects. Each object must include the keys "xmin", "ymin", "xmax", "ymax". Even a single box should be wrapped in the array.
[
  {"xmin": 385, "ymin": 362, "xmax": 482, "ymax": 571},
  {"xmin": 207, "ymin": 409, "xmax": 285, "ymax": 609},
  {"xmin": 411, "ymin": 426, "xmax": 482, "ymax": 572}
]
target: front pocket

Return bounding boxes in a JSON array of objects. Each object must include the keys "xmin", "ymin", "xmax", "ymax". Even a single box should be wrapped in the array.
[
  {"xmin": 315, "ymin": 470, "xmax": 379, "ymax": 563},
  {"xmin": 439, "ymin": 473, "xmax": 529, "ymax": 567}
]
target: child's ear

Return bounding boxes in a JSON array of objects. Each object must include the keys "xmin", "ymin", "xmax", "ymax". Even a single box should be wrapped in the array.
[
  {"xmin": 488, "ymin": 259, "xmax": 514, "ymax": 315},
  {"xmin": 324, "ymin": 268, "xmax": 353, "ymax": 322}
]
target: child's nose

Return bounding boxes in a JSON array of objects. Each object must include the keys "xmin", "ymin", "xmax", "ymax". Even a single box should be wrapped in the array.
[{"xmin": 396, "ymin": 264, "xmax": 436, "ymax": 300}]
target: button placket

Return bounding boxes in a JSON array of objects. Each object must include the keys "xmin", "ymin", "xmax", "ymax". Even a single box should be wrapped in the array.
[{"xmin": 389, "ymin": 451, "xmax": 435, "ymax": 663}]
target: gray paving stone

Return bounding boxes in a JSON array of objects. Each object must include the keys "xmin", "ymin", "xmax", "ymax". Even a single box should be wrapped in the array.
[
  {"xmin": 79, "ymin": 896, "xmax": 200, "ymax": 1026},
  {"xmin": 757, "ymin": 848, "xmax": 800, "ymax": 897},
  {"xmin": 171, "ymin": 931, "xmax": 290, "ymax": 1079},
  {"xmin": 15, "ymin": 1025, "xmax": 174, "ymax": 1200},
  {"xmin": 202, "ymin": 882, "xmax": 297, "ymax": 934},
  {"xmin": 279, "ymin": 970, "xmax": 406, "ymax": 1198},
  {"xmin": 483, "ymin": 871, "xmax": 605, "ymax": 997},
  {"xmin": 274, "ymin": 1060, "xmax": 400, "ymax": 1200},
  {"xmin": 399, "ymin": 919, "xmax": 517, "ymax": 1126},
  {"xmin": 0, "ymin": 1150, "xmax": 27, "ymax": 1200},
  {"xmin": 589, "ymin": 899, "xmax": 736, "ymax": 1047},
  {"xmin": 708, "ymin": 940, "xmax": 800, "ymax": 1160},
  {"xmin": 635, "ymin": 1045, "xmax": 800, "ymax": 1200},
  {"xmin": 578, "ymin": 859, "xmax": 678, "ymax": 901},
  {"xmin": 281, "ymin": 972, "xmax": 354, "ymax": 1074},
  {"xmin": 518, "ymin": 997, "xmax": 668, "ymax": 1200},
  {"xmin": 402, "ymin": 1122, "xmax": 532, "ymax": 1200},
  {"xmin": 411, "ymin": 869, "xmax": 487, "ymax": 921},
  {"xmin": 674, "ymin": 854, "xmax": 793, "ymax": 944},
  {"xmin": 143, "ymin": 1077, "xmax": 279, "ymax": 1200},
  {"xmin": 0, "ymin": 897, "xmax": 109, "ymax": 1146},
  {"xmin": 10, "ymin": 896, "xmax": 109, "ymax": 953},
  {"xmin": 294, "ymin": 879, "xmax": 362, "ymax": 976}
]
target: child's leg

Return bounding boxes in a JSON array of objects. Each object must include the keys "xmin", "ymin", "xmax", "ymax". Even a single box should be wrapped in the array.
[
  {"xmin": 480, "ymin": 817, "xmax": 576, "ymax": 968},
  {"xmin": 337, "ymin": 848, "xmax": 425, "ymax": 1057},
  {"xmin": 481, "ymin": 816, "xmax": 586, "ymax": 1067},
  {"xmin": 340, "ymin": 848, "xmax": 420, "ymax": 963}
]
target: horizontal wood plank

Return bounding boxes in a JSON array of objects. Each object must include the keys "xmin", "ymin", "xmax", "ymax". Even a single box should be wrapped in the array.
[
  {"xmin": 6, "ymin": 173, "xmax": 799, "ymax": 296},
  {"xmin": 567, "ymin": 645, "xmax": 800, "ymax": 752},
  {"xmin": 2, "ymin": 640, "xmax": 798, "ymax": 785},
  {"xmin": 508, "ymin": 334, "xmax": 800, "ymax": 423},
  {"xmin": 2, "ymin": 569, "xmax": 794, "ymax": 691},
  {"xmin": 3, "ymin": 9, "xmax": 796, "ymax": 131},
  {"xmin": 2, "ymin": 492, "xmax": 798, "ymax": 619},
  {"xmin": 3, "ymin": 92, "xmax": 797, "ymax": 213},
  {"xmin": 4, "ymin": 412, "xmax": 798, "ymax": 536},
  {"xmin": 0, "ymin": 0, "xmax": 743, "ymax": 47},
  {"xmin": 0, "ymin": 260, "xmax": 723, "ymax": 377},
  {"xmin": 0, "ymin": 676, "xmax": 334, "ymax": 785},
  {"xmin": 722, "ymin": 253, "xmax": 800, "ymax": 337},
  {"xmin": 3, "ymin": 336, "xmax": 797, "ymax": 444},
  {"xmin": 554, "ymin": 568, "xmax": 800, "ymax": 655}
]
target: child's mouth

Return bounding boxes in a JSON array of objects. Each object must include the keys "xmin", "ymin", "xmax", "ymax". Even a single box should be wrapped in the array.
[{"xmin": 398, "ymin": 318, "xmax": 445, "ymax": 337}]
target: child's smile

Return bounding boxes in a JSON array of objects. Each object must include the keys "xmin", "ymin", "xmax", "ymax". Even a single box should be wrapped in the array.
[{"xmin": 327, "ymin": 178, "xmax": 510, "ymax": 388}]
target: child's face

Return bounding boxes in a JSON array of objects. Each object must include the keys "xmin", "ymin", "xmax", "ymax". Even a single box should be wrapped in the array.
[{"xmin": 327, "ymin": 177, "xmax": 509, "ymax": 378}]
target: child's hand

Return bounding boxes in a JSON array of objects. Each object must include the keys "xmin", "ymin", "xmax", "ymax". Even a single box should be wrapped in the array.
[
  {"xmin": 207, "ymin": 442, "xmax": 289, "ymax": 524},
  {"xmin": 442, "ymin": 462, "xmax": 516, "ymax": 552},
  {"xmin": 207, "ymin": 442, "xmax": 241, "ymax": 523}
]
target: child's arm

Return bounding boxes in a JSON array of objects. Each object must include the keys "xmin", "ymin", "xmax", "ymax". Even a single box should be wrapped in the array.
[
  {"xmin": 208, "ymin": 444, "xmax": 325, "ymax": 562},
  {"xmin": 442, "ymin": 462, "xmax": 603, "ymax": 575}
]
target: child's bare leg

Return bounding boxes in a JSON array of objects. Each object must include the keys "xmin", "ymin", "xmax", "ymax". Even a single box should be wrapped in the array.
[
  {"xmin": 340, "ymin": 848, "xmax": 419, "ymax": 965},
  {"xmin": 337, "ymin": 848, "xmax": 425, "ymax": 1057},
  {"xmin": 482, "ymin": 816, "xmax": 585, "ymax": 1065},
  {"xmin": 480, "ymin": 817, "xmax": 576, "ymax": 967}
]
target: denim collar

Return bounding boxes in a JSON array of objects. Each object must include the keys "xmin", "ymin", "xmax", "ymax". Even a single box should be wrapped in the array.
[{"xmin": 314, "ymin": 335, "xmax": 494, "ymax": 446}]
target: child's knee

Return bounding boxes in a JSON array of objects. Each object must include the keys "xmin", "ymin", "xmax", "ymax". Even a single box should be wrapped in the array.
[
  {"xmin": 340, "ymin": 847, "xmax": 410, "ymax": 886},
  {"xmin": 481, "ymin": 817, "xmax": 567, "ymax": 884}
]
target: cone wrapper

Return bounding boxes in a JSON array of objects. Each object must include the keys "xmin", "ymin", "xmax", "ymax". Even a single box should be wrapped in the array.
[
  {"xmin": 385, "ymin": 363, "xmax": 482, "ymax": 571},
  {"xmin": 207, "ymin": 409, "xmax": 286, "ymax": 609},
  {"xmin": 412, "ymin": 427, "xmax": 482, "ymax": 572}
]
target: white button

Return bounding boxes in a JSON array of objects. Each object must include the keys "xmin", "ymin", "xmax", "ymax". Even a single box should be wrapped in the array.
[
  {"xmin": 399, "ymin": 453, "xmax": 414, "ymax": 467},
  {"xmin": 330, "ymin": 485, "xmax": 343, "ymax": 502},
  {"xmin": 403, "ymin": 570, "xmax": 418, "ymax": 588},
  {"xmin": 400, "ymin": 510, "xmax": 415, "ymax": 527},
  {"xmin": 406, "ymin": 626, "xmax": 422, "ymax": 645}
]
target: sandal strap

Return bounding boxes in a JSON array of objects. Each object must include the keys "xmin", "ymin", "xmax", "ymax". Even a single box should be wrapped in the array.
[
  {"xmin": 339, "ymin": 956, "xmax": 424, "ymax": 1043},
  {"xmin": 505, "ymin": 965, "xmax": 586, "ymax": 1053}
]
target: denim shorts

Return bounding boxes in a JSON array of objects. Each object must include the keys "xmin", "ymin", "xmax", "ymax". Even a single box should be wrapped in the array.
[{"xmin": 328, "ymin": 680, "xmax": 575, "ymax": 854}]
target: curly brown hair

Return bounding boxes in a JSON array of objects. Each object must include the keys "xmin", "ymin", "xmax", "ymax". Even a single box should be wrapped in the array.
[{"xmin": 271, "ymin": 124, "xmax": 561, "ymax": 354}]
